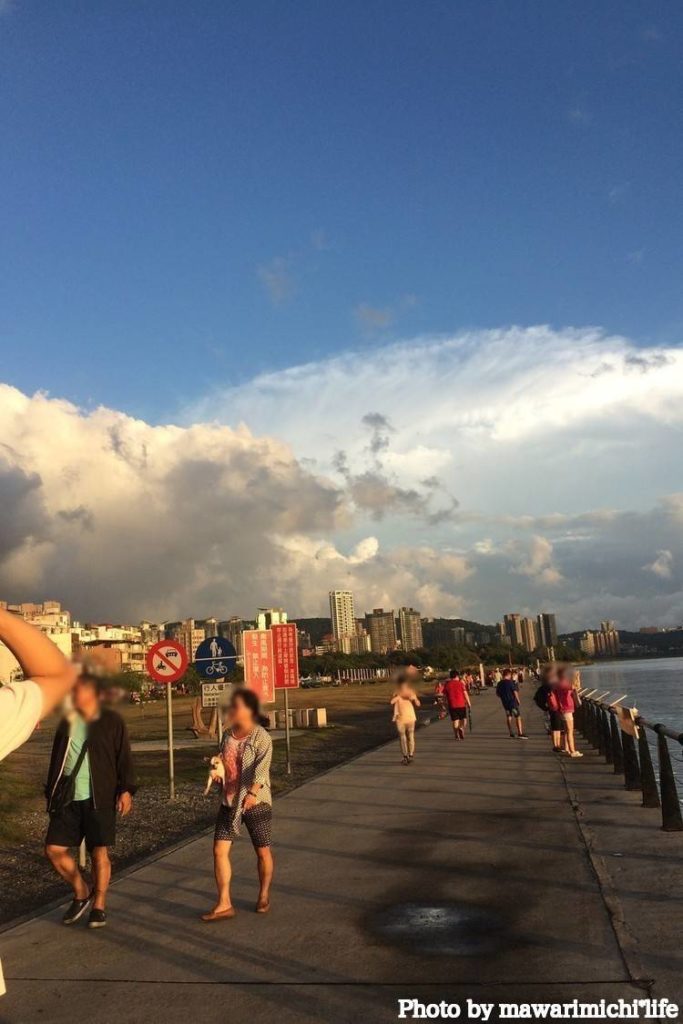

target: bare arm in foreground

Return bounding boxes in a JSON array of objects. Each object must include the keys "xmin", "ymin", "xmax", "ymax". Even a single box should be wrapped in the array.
[{"xmin": 0, "ymin": 608, "xmax": 76, "ymax": 717}]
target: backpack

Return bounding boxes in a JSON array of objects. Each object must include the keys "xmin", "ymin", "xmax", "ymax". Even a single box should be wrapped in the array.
[{"xmin": 533, "ymin": 685, "xmax": 549, "ymax": 711}]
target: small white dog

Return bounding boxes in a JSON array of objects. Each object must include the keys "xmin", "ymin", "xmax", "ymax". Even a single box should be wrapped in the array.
[{"xmin": 203, "ymin": 755, "xmax": 226, "ymax": 796}]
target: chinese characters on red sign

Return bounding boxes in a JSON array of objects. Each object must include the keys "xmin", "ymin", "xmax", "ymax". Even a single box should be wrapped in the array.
[
  {"xmin": 272, "ymin": 623, "xmax": 300, "ymax": 689},
  {"xmin": 243, "ymin": 629, "xmax": 275, "ymax": 704}
]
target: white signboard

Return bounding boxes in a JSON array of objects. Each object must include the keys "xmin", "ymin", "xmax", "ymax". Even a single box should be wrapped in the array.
[{"xmin": 201, "ymin": 681, "xmax": 231, "ymax": 708}]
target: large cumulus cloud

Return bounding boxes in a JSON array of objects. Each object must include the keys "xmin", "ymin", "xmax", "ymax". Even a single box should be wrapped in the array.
[
  {"xmin": 0, "ymin": 385, "xmax": 471, "ymax": 621},
  {"xmin": 2, "ymin": 325, "xmax": 682, "ymax": 629}
]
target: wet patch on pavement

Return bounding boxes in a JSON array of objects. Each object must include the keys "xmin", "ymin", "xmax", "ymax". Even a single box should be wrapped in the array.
[{"xmin": 370, "ymin": 901, "xmax": 503, "ymax": 956}]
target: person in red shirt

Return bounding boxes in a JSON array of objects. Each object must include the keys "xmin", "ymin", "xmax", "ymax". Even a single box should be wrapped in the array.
[{"xmin": 442, "ymin": 669, "xmax": 471, "ymax": 741}]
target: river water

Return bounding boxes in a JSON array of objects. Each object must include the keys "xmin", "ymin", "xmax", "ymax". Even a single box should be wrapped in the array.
[
  {"xmin": 580, "ymin": 657, "xmax": 682, "ymax": 727},
  {"xmin": 580, "ymin": 657, "xmax": 683, "ymax": 788}
]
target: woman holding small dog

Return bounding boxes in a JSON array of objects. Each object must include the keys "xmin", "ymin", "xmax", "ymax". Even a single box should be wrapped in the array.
[{"xmin": 202, "ymin": 688, "xmax": 273, "ymax": 922}]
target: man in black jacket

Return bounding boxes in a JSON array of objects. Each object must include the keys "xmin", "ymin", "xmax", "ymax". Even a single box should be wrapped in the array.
[{"xmin": 45, "ymin": 668, "xmax": 136, "ymax": 929}]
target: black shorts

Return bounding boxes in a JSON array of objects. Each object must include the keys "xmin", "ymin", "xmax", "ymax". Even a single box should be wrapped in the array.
[
  {"xmin": 549, "ymin": 710, "xmax": 565, "ymax": 731},
  {"xmin": 46, "ymin": 799, "xmax": 116, "ymax": 851},
  {"xmin": 214, "ymin": 802, "xmax": 272, "ymax": 848},
  {"xmin": 449, "ymin": 706, "xmax": 467, "ymax": 720}
]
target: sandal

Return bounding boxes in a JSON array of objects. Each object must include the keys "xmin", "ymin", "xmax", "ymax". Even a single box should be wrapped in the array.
[
  {"xmin": 201, "ymin": 907, "xmax": 236, "ymax": 922},
  {"xmin": 255, "ymin": 899, "xmax": 271, "ymax": 914}
]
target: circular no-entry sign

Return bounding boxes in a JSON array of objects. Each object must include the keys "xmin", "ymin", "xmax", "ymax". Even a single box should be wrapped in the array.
[{"xmin": 146, "ymin": 639, "xmax": 188, "ymax": 684}]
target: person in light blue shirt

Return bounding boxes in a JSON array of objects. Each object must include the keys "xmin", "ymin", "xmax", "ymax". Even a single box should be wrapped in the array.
[{"xmin": 63, "ymin": 715, "xmax": 91, "ymax": 802}]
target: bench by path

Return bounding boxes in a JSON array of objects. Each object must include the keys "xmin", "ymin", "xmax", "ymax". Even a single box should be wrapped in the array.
[{"xmin": 1, "ymin": 691, "xmax": 680, "ymax": 1024}]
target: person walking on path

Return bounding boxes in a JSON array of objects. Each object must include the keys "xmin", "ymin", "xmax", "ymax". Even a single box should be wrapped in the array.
[
  {"xmin": 203, "ymin": 688, "xmax": 274, "ymax": 922},
  {"xmin": 496, "ymin": 669, "xmax": 528, "ymax": 739},
  {"xmin": 548, "ymin": 669, "xmax": 583, "ymax": 758},
  {"xmin": 391, "ymin": 673, "xmax": 421, "ymax": 763},
  {"xmin": 443, "ymin": 669, "xmax": 471, "ymax": 741},
  {"xmin": 44, "ymin": 667, "xmax": 136, "ymax": 929}
]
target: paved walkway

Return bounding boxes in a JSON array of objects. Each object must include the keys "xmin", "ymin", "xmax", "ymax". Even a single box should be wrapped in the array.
[{"xmin": 1, "ymin": 691, "xmax": 680, "ymax": 1023}]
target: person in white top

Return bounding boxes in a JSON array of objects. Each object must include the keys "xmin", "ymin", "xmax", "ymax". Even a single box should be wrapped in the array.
[
  {"xmin": 390, "ymin": 673, "xmax": 421, "ymax": 765},
  {"xmin": 0, "ymin": 607, "xmax": 76, "ymax": 996},
  {"xmin": 0, "ymin": 608, "xmax": 77, "ymax": 762}
]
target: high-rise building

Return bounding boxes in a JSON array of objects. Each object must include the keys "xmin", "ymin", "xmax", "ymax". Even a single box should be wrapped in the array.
[
  {"xmin": 257, "ymin": 608, "xmax": 287, "ymax": 629},
  {"xmin": 329, "ymin": 590, "xmax": 356, "ymax": 642},
  {"xmin": 165, "ymin": 619, "xmax": 205, "ymax": 659},
  {"xmin": 504, "ymin": 613, "xmax": 524, "ymax": 646},
  {"xmin": 520, "ymin": 617, "xmax": 538, "ymax": 652},
  {"xmin": 398, "ymin": 607, "xmax": 423, "ymax": 650},
  {"xmin": 580, "ymin": 625, "xmax": 620, "ymax": 658},
  {"xmin": 536, "ymin": 613, "xmax": 558, "ymax": 648},
  {"xmin": 365, "ymin": 608, "xmax": 398, "ymax": 654},
  {"xmin": 220, "ymin": 616, "xmax": 245, "ymax": 655}
]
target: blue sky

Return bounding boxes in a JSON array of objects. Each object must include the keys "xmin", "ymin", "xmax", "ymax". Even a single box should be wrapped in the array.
[
  {"xmin": 1, "ymin": 0, "xmax": 682, "ymax": 420},
  {"xmin": 1, "ymin": 2, "xmax": 682, "ymax": 628}
]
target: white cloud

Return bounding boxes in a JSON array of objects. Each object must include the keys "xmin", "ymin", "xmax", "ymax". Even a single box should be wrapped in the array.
[
  {"xmin": 0, "ymin": 385, "xmax": 470, "ymax": 622},
  {"xmin": 507, "ymin": 536, "xmax": 564, "ymax": 587},
  {"xmin": 643, "ymin": 549, "xmax": 674, "ymax": 580}
]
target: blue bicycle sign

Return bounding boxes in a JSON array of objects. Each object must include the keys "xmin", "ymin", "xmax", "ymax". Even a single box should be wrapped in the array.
[{"xmin": 194, "ymin": 636, "xmax": 237, "ymax": 679}]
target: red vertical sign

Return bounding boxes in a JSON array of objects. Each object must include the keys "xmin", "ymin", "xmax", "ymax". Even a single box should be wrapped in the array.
[
  {"xmin": 243, "ymin": 629, "xmax": 275, "ymax": 704},
  {"xmin": 272, "ymin": 622, "xmax": 300, "ymax": 689}
]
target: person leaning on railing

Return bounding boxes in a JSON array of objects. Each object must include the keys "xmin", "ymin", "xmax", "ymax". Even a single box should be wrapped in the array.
[{"xmin": 0, "ymin": 607, "xmax": 77, "ymax": 762}]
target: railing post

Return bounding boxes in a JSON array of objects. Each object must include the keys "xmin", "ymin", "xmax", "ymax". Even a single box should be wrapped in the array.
[
  {"xmin": 585, "ymin": 702, "xmax": 597, "ymax": 747},
  {"xmin": 601, "ymin": 707, "xmax": 613, "ymax": 764},
  {"xmin": 610, "ymin": 713, "xmax": 624, "ymax": 774},
  {"xmin": 655, "ymin": 729, "xmax": 683, "ymax": 833},
  {"xmin": 638, "ymin": 731, "xmax": 661, "ymax": 809},
  {"xmin": 596, "ymin": 706, "xmax": 606, "ymax": 756},
  {"xmin": 621, "ymin": 730, "xmax": 641, "ymax": 792}
]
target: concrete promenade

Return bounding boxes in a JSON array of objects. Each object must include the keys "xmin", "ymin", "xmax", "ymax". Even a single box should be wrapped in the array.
[{"xmin": 1, "ymin": 690, "xmax": 681, "ymax": 1024}]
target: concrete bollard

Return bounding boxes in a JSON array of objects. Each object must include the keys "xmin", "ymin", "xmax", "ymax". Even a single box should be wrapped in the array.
[
  {"xmin": 267, "ymin": 709, "xmax": 277, "ymax": 730},
  {"xmin": 295, "ymin": 709, "xmax": 310, "ymax": 728},
  {"xmin": 311, "ymin": 707, "xmax": 327, "ymax": 728}
]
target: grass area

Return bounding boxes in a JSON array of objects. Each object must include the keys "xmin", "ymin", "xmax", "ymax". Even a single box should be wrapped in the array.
[{"xmin": 120, "ymin": 678, "xmax": 407, "ymax": 742}]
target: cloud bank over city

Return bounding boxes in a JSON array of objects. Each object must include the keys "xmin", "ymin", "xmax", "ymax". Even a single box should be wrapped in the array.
[{"xmin": 1, "ymin": 326, "xmax": 682, "ymax": 629}]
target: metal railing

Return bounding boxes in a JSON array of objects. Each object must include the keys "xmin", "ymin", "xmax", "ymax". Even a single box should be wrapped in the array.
[{"xmin": 576, "ymin": 691, "xmax": 683, "ymax": 832}]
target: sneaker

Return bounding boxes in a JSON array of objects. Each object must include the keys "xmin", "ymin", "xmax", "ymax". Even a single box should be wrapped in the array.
[
  {"xmin": 518, "ymin": 734, "xmax": 529, "ymax": 740},
  {"xmin": 62, "ymin": 894, "xmax": 92, "ymax": 926},
  {"xmin": 570, "ymin": 751, "xmax": 584, "ymax": 758},
  {"xmin": 88, "ymin": 908, "xmax": 107, "ymax": 929}
]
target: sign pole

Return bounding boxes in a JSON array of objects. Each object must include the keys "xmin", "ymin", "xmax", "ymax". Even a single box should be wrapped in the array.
[
  {"xmin": 166, "ymin": 683, "xmax": 175, "ymax": 800},
  {"xmin": 284, "ymin": 687, "xmax": 292, "ymax": 775},
  {"xmin": 145, "ymin": 639, "xmax": 188, "ymax": 803}
]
